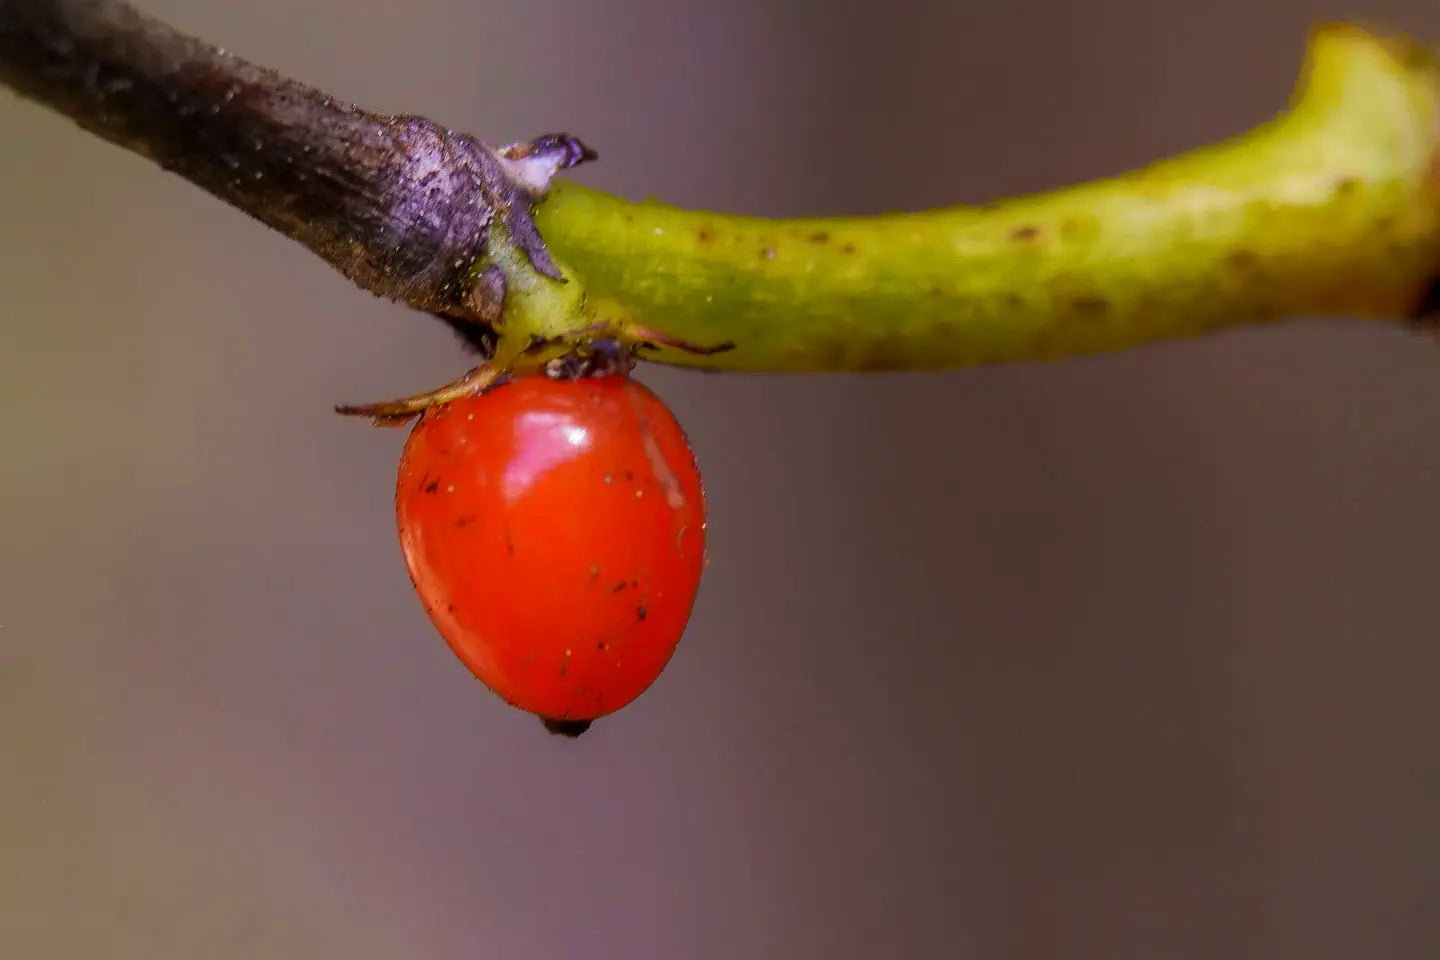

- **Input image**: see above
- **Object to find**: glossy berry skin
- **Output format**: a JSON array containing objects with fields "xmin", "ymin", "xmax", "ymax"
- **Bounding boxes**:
[{"xmin": 395, "ymin": 372, "xmax": 707, "ymax": 725}]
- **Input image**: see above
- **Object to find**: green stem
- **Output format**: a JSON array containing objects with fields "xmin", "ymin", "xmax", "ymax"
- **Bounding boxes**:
[{"xmin": 532, "ymin": 24, "xmax": 1440, "ymax": 373}]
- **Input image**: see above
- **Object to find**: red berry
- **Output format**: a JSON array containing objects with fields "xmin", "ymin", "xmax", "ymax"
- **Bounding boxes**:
[{"xmin": 394, "ymin": 372, "xmax": 707, "ymax": 726}]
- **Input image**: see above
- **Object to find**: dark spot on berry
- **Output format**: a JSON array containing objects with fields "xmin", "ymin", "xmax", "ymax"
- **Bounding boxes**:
[
  {"xmin": 446, "ymin": 603, "xmax": 456, "ymax": 614},
  {"xmin": 597, "ymin": 640, "xmax": 609, "ymax": 651},
  {"xmin": 760, "ymin": 246, "xmax": 777, "ymax": 260},
  {"xmin": 1335, "ymin": 176, "xmax": 1359, "ymax": 195},
  {"xmin": 1010, "ymin": 225, "xmax": 1041, "ymax": 241},
  {"xmin": 624, "ymin": 469, "xmax": 634, "ymax": 482},
  {"xmin": 1227, "ymin": 249, "xmax": 1260, "ymax": 269},
  {"xmin": 506, "ymin": 531, "xmax": 516, "ymax": 555},
  {"xmin": 808, "ymin": 231, "xmax": 829, "ymax": 244},
  {"xmin": 697, "ymin": 226, "xmax": 715, "ymax": 244},
  {"xmin": 840, "ymin": 242, "xmax": 856, "ymax": 255},
  {"xmin": 455, "ymin": 514, "xmax": 478, "ymax": 528},
  {"xmin": 423, "ymin": 478, "xmax": 441, "ymax": 494},
  {"xmin": 611, "ymin": 581, "xmax": 630, "ymax": 593},
  {"xmin": 542, "ymin": 717, "xmax": 593, "ymax": 737},
  {"xmin": 637, "ymin": 600, "xmax": 648, "ymax": 622},
  {"xmin": 1071, "ymin": 295, "xmax": 1109, "ymax": 316}
]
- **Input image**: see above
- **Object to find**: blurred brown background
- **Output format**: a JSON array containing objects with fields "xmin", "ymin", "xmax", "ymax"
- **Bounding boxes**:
[{"xmin": 3, "ymin": 0, "xmax": 1439, "ymax": 956}]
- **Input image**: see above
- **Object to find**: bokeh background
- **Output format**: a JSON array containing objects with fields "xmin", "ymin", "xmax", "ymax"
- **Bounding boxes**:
[{"xmin": 4, "ymin": 0, "xmax": 1440, "ymax": 956}]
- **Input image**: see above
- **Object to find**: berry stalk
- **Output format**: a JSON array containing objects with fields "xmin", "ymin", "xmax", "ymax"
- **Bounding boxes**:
[{"xmin": 533, "ymin": 25, "xmax": 1440, "ymax": 371}]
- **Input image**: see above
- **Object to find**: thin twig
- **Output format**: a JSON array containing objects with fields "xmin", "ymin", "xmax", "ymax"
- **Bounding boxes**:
[
  {"xmin": 4, "ymin": 4, "xmax": 1440, "ymax": 378},
  {"xmin": 0, "ymin": 0, "xmax": 593, "ymax": 336}
]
